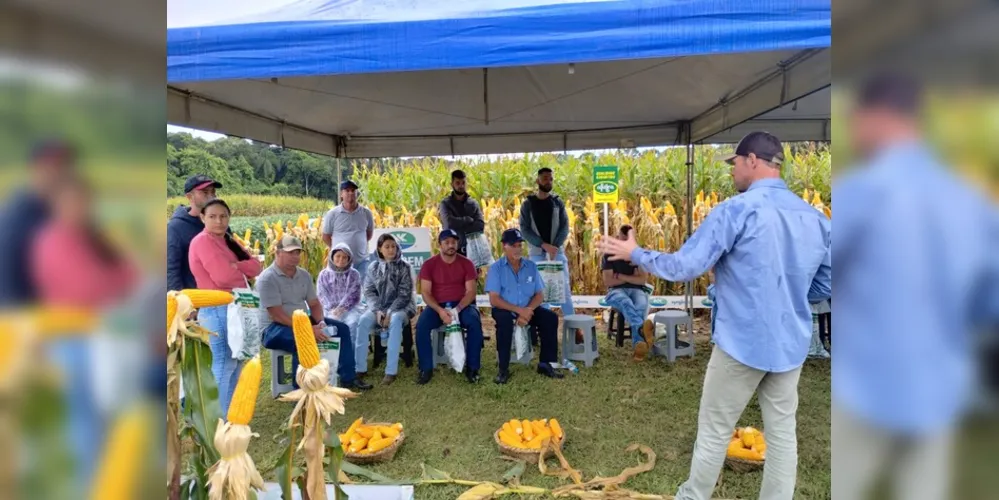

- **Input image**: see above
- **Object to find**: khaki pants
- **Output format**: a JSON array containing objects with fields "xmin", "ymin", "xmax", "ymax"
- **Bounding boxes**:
[
  {"xmin": 676, "ymin": 347, "xmax": 802, "ymax": 500},
  {"xmin": 832, "ymin": 407, "xmax": 953, "ymax": 500}
]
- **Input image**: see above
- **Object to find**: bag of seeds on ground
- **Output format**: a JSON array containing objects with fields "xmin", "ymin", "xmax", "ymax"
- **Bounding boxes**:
[
  {"xmin": 465, "ymin": 231, "xmax": 495, "ymax": 268},
  {"xmin": 443, "ymin": 309, "xmax": 466, "ymax": 373},
  {"xmin": 537, "ymin": 260, "xmax": 566, "ymax": 305}
]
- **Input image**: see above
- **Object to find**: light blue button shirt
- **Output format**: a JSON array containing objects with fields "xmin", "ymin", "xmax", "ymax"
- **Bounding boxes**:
[
  {"xmin": 485, "ymin": 256, "xmax": 545, "ymax": 308},
  {"xmin": 833, "ymin": 140, "xmax": 999, "ymax": 433},
  {"xmin": 630, "ymin": 178, "xmax": 831, "ymax": 373}
]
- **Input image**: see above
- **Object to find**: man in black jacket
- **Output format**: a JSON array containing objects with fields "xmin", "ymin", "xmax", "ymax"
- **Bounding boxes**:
[
  {"xmin": 438, "ymin": 169, "xmax": 485, "ymax": 257},
  {"xmin": 166, "ymin": 175, "xmax": 221, "ymax": 291}
]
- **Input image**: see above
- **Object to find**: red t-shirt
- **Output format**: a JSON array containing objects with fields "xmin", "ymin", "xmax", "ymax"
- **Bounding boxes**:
[{"xmin": 418, "ymin": 254, "xmax": 477, "ymax": 304}]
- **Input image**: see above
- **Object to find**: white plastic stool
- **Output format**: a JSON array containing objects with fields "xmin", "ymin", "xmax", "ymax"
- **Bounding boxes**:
[
  {"xmin": 270, "ymin": 349, "xmax": 295, "ymax": 398},
  {"xmin": 651, "ymin": 310, "xmax": 694, "ymax": 362},
  {"xmin": 430, "ymin": 328, "xmax": 449, "ymax": 366},
  {"xmin": 561, "ymin": 314, "xmax": 599, "ymax": 367}
]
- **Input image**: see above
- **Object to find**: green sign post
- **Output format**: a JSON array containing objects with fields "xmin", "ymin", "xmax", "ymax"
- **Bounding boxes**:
[{"xmin": 592, "ymin": 165, "xmax": 619, "ymax": 235}]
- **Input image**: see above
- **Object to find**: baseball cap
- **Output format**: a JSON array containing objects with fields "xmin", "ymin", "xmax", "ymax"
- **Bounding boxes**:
[
  {"xmin": 501, "ymin": 228, "xmax": 525, "ymax": 245},
  {"xmin": 275, "ymin": 235, "xmax": 304, "ymax": 252},
  {"xmin": 723, "ymin": 132, "xmax": 785, "ymax": 166},
  {"xmin": 340, "ymin": 180, "xmax": 359, "ymax": 190},
  {"xmin": 30, "ymin": 139, "xmax": 76, "ymax": 165},
  {"xmin": 438, "ymin": 229, "xmax": 460, "ymax": 242},
  {"xmin": 184, "ymin": 174, "xmax": 222, "ymax": 194}
]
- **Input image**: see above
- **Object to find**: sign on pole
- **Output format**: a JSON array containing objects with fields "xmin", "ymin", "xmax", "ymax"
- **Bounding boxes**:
[{"xmin": 592, "ymin": 165, "xmax": 619, "ymax": 236}]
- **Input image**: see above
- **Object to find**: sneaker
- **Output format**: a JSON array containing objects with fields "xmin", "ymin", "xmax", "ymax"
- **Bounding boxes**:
[
  {"xmin": 633, "ymin": 341, "xmax": 650, "ymax": 361},
  {"xmin": 494, "ymin": 370, "xmax": 511, "ymax": 385},
  {"xmin": 383, "ymin": 374, "xmax": 397, "ymax": 385},
  {"xmin": 415, "ymin": 371, "xmax": 432, "ymax": 385},
  {"xmin": 466, "ymin": 370, "xmax": 480, "ymax": 384}
]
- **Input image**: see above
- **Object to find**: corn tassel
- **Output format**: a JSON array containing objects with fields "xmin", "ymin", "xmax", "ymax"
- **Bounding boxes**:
[
  {"xmin": 292, "ymin": 310, "xmax": 321, "ymax": 369},
  {"xmin": 227, "ymin": 356, "xmax": 262, "ymax": 425},
  {"xmin": 180, "ymin": 289, "xmax": 234, "ymax": 308}
]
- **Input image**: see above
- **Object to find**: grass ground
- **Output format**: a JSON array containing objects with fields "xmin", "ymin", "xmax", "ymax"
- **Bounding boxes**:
[{"xmin": 246, "ymin": 314, "xmax": 832, "ymax": 499}]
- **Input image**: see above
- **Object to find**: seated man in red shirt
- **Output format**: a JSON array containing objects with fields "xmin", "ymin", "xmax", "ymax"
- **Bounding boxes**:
[{"xmin": 415, "ymin": 229, "xmax": 484, "ymax": 385}]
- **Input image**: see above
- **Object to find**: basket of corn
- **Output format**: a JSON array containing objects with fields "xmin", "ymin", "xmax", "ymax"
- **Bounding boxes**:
[
  {"xmin": 339, "ymin": 417, "xmax": 405, "ymax": 464},
  {"xmin": 495, "ymin": 418, "xmax": 565, "ymax": 464},
  {"xmin": 725, "ymin": 426, "xmax": 766, "ymax": 473}
]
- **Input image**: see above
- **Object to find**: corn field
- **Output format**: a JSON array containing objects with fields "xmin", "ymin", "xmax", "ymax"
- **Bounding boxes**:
[{"xmin": 237, "ymin": 189, "xmax": 830, "ymax": 297}]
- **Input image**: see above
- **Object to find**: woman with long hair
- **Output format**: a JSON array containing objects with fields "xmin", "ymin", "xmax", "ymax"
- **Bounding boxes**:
[
  {"xmin": 188, "ymin": 198, "xmax": 262, "ymax": 415},
  {"xmin": 355, "ymin": 234, "xmax": 415, "ymax": 385}
]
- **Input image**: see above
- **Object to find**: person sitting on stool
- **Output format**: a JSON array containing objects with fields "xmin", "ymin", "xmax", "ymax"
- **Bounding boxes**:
[
  {"xmin": 415, "ymin": 229, "xmax": 484, "ymax": 385},
  {"xmin": 601, "ymin": 224, "xmax": 653, "ymax": 361},
  {"xmin": 485, "ymin": 228, "xmax": 563, "ymax": 384}
]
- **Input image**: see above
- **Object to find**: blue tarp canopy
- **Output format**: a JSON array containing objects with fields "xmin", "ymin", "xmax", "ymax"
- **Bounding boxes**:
[{"xmin": 167, "ymin": 0, "xmax": 830, "ymax": 156}]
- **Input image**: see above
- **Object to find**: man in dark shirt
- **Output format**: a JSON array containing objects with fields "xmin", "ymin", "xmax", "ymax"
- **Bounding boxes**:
[
  {"xmin": 0, "ymin": 140, "xmax": 76, "ymax": 306},
  {"xmin": 601, "ymin": 225, "xmax": 653, "ymax": 360},
  {"xmin": 166, "ymin": 175, "xmax": 221, "ymax": 292},
  {"xmin": 438, "ymin": 169, "xmax": 486, "ymax": 257},
  {"xmin": 518, "ymin": 167, "xmax": 575, "ymax": 317},
  {"xmin": 415, "ymin": 229, "xmax": 484, "ymax": 385}
]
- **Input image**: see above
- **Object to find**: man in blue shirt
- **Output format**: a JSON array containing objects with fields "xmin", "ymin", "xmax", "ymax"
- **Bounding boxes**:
[
  {"xmin": 831, "ymin": 73, "xmax": 999, "ymax": 500},
  {"xmin": 599, "ymin": 131, "xmax": 831, "ymax": 500},
  {"xmin": 486, "ymin": 228, "xmax": 564, "ymax": 384}
]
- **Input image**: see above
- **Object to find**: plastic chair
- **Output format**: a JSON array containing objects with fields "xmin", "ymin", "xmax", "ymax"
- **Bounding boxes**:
[
  {"xmin": 651, "ymin": 310, "xmax": 694, "ymax": 362},
  {"xmin": 560, "ymin": 314, "xmax": 599, "ymax": 367}
]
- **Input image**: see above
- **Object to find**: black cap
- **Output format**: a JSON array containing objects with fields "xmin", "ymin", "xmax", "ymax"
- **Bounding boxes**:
[
  {"xmin": 438, "ymin": 229, "xmax": 460, "ymax": 242},
  {"xmin": 856, "ymin": 72, "xmax": 922, "ymax": 116},
  {"xmin": 30, "ymin": 139, "xmax": 76, "ymax": 164},
  {"xmin": 340, "ymin": 180, "xmax": 359, "ymax": 190},
  {"xmin": 184, "ymin": 174, "xmax": 222, "ymax": 194},
  {"xmin": 501, "ymin": 228, "xmax": 525, "ymax": 245},
  {"xmin": 723, "ymin": 131, "xmax": 784, "ymax": 166}
]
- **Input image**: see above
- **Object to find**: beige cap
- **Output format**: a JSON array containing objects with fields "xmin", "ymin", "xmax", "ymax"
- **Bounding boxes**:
[{"xmin": 276, "ymin": 235, "xmax": 304, "ymax": 252}]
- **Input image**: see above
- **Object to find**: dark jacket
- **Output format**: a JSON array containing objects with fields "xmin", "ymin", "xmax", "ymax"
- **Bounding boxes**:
[
  {"xmin": 519, "ymin": 194, "xmax": 570, "ymax": 257},
  {"xmin": 438, "ymin": 193, "xmax": 486, "ymax": 253},
  {"xmin": 0, "ymin": 189, "xmax": 49, "ymax": 305},
  {"xmin": 167, "ymin": 205, "xmax": 205, "ymax": 292}
]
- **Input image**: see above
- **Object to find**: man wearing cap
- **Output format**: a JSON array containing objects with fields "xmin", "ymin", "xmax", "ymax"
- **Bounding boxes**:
[
  {"xmin": 598, "ymin": 131, "xmax": 831, "ymax": 500},
  {"xmin": 167, "ymin": 175, "xmax": 222, "ymax": 292},
  {"xmin": 485, "ymin": 228, "xmax": 564, "ymax": 384},
  {"xmin": 322, "ymin": 180, "xmax": 375, "ymax": 283},
  {"xmin": 438, "ymin": 169, "xmax": 486, "ymax": 257},
  {"xmin": 259, "ymin": 235, "xmax": 373, "ymax": 391},
  {"xmin": 413, "ymin": 229, "xmax": 484, "ymax": 384},
  {"xmin": 0, "ymin": 139, "xmax": 76, "ymax": 305}
]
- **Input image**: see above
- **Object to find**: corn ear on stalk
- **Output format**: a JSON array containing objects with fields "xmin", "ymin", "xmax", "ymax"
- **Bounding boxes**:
[
  {"xmin": 167, "ymin": 292, "xmax": 178, "ymax": 333},
  {"xmin": 90, "ymin": 405, "xmax": 151, "ymax": 500},
  {"xmin": 180, "ymin": 289, "xmax": 234, "ymax": 309},
  {"xmin": 227, "ymin": 356, "xmax": 262, "ymax": 425},
  {"xmin": 292, "ymin": 310, "xmax": 321, "ymax": 369}
]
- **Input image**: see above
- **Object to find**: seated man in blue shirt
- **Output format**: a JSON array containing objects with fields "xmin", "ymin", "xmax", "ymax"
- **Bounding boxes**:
[
  {"xmin": 485, "ymin": 228, "xmax": 564, "ymax": 384},
  {"xmin": 599, "ymin": 131, "xmax": 831, "ymax": 500}
]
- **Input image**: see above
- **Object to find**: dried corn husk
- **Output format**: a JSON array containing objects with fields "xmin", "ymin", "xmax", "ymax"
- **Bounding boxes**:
[
  {"xmin": 206, "ymin": 420, "xmax": 265, "ymax": 500},
  {"xmin": 279, "ymin": 359, "xmax": 358, "ymax": 500}
]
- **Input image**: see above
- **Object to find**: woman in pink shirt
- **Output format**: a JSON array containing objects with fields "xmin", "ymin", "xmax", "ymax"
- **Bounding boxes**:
[{"xmin": 188, "ymin": 198, "xmax": 262, "ymax": 415}]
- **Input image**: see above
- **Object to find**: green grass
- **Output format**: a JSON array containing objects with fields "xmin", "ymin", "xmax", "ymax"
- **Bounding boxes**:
[{"xmin": 246, "ymin": 315, "xmax": 832, "ymax": 499}]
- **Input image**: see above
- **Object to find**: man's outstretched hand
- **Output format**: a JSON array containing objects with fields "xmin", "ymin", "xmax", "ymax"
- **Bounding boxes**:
[{"xmin": 597, "ymin": 231, "xmax": 639, "ymax": 262}]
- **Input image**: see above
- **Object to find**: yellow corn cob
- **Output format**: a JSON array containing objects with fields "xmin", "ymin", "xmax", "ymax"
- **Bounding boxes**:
[
  {"xmin": 180, "ymin": 289, "xmax": 233, "ymax": 308},
  {"xmin": 89, "ymin": 406, "xmax": 149, "ymax": 500},
  {"xmin": 549, "ymin": 418, "xmax": 564, "ymax": 441},
  {"xmin": 167, "ymin": 291, "xmax": 178, "ymax": 332},
  {"xmin": 348, "ymin": 438, "xmax": 368, "ymax": 453},
  {"xmin": 521, "ymin": 419, "xmax": 534, "ymax": 440},
  {"xmin": 366, "ymin": 437, "xmax": 395, "ymax": 453},
  {"xmin": 355, "ymin": 426, "xmax": 374, "ymax": 439},
  {"xmin": 345, "ymin": 417, "xmax": 364, "ymax": 437},
  {"xmin": 379, "ymin": 425, "xmax": 400, "ymax": 439},
  {"xmin": 292, "ymin": 310, "xmax": 321, "ymax": 369},
  {"xmin": 226, "ymin": 356, "xmax": 262, "ymax": 425},
  {"xmin": 392, "ymin": 423, "xmax": 403, "ymax": 432}
]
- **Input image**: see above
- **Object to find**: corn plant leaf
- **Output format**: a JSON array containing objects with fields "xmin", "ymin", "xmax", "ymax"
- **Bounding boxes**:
[
  {"xmin": 273, "ymin": 425, "xmax": 300, "ymax": 500},
  {"xmin": 324, "ymin": 429, "xmax": 349, "ymax": 499},
  {"xmin": 420, "ymin": 463, "xmax": 453, "ymax": 481},
  {"xmin": 340, "ymin": 461, "xmax": 403, "ymax": 484},
  {"xmin": 180, "ymin": 338, "xmax": 222, "ymax": 466}
]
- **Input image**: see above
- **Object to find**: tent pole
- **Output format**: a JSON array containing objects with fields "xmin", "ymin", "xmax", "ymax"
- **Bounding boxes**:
[{"xmin": 685, "ymin": 123, "xmax": 694, "ymax": 316}]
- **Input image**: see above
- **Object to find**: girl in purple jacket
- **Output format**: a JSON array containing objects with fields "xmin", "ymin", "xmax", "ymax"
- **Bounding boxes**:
[{"xmin": 317, "ymin": 242, "xmax": 364, "ymax": 338}]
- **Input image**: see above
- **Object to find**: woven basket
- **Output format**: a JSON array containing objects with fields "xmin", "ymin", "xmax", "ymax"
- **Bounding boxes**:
[
  {"xmin": 494, "ymin": 430, "xmax": 565, "ymax": 464},
  {"xmin": 724, "ymin": 456, "xmax": 764, "ymax": 473},
  {"xmin": 344, "ymin": 423, "xmax": 405, "ymax": 464}
]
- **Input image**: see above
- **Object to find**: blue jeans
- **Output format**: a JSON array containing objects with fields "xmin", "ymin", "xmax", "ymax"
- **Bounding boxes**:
[
  {"xmin": 199, "ymin": 304, "xmax": 242, "ymax": 417},
  {"xmin": 529, "ymin": 249, "xmax": 574, "ymax": 316},
  {"xmin": 262, "ymin": 318, "xmax": 356, "ymax": 387},
  {"xmin": 415, "ymin": 302, "xmax": 484, "ymax": 372},
  {"xmin": 356, "ymin": 310, "xmax": 408, "ymax": 375},
  {"xmin": 604, "ymin": 287, "xmax": 650, "ymax": 347},
  {"xmin": 48, "ymin": 338, "xmax": 103, "ymax": 489},
  {"xmin": 353, "ymin": 254, "xmax": 370, "ymax": 284}
]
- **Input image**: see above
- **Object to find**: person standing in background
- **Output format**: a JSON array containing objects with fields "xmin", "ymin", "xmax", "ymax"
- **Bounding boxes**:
[
  {"xmin": 0, "ymin": 139, "xmax": 76, "ymax": 306},
  {"xmin": 599, "ymin": 131, "xmax": 831, "ymax": 500},
  {"xmin": 167, "ymin": 174, "xmax": 221, "ymax": 292},
  {"xmin": 438, "ymin": 169, "xmax": 485, "ymax": 257},
  {"xmin": 519, "ymin": 168, "xmax": 576, "ymax": 334},
  {"xmin": 188, "ymin": 199, "xmax": 263, "ymax": 416},
  {"xmin": 322, "ymin": 180, "xmax": 375, "ymax": 283}
]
